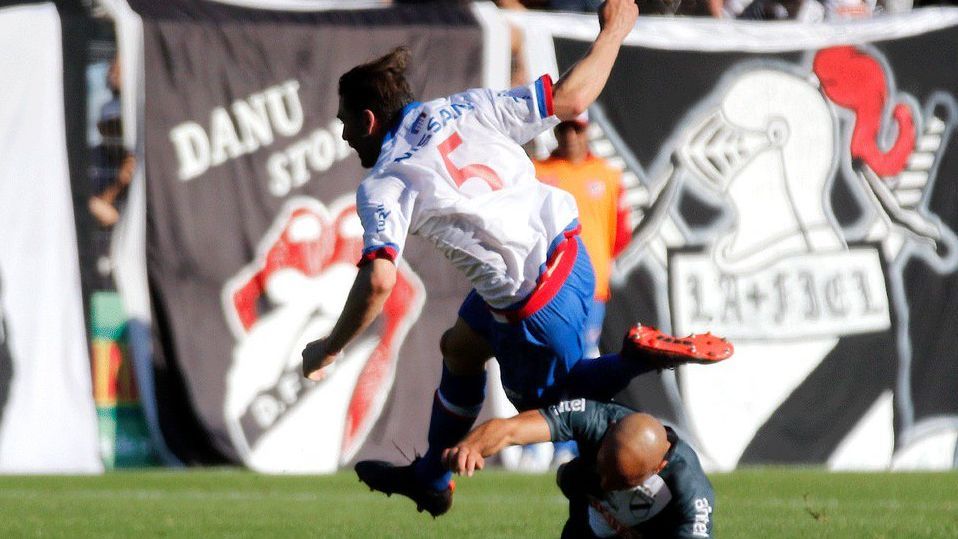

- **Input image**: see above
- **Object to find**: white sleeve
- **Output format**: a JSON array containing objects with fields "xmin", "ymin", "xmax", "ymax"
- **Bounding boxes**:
[
  {"xmin": 469, "ymin": 74, "xmax": 560, "ymax": 145},
  {"xmin": 355, "ymin": 175, "xmax": 414, "ymax": 266}
]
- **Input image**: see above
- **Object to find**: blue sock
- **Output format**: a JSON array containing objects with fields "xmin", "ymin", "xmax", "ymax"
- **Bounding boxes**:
[
  {"xmin": 414, "ymin": 364, "xmax": 486, "ymax": 491},
  {"xmin": 564, "ymin": 353, "xmax": 656, "ymax": 401}
]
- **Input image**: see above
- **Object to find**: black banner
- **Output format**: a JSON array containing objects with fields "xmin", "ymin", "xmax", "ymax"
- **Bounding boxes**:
[
  {"xmin": 555, "ymin": 17, "xmax": 958, "ymax": 469},
  {"xmin": 137, "ymin": 0, "xmax": 483, "ymax": 469}
]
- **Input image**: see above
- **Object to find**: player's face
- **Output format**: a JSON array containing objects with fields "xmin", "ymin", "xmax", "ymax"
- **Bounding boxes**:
[
  {"xmin": 337, "ymin": 99, "xmax": 380, "ymax": 169},
  {"xmin": 596, "ymin": 436, "xmax": 664, "ymax": 493},
  {"xmin": 555, "ymin": 123, "xmax": 589, "ymax": 160},
  {"xmin": 596, "ymin": 437, "xmax": 634, "ymax": 492}
]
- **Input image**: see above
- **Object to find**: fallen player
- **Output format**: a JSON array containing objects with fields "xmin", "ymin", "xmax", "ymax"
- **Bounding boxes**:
[{"xmin": 444, "ymin": 398, "xmax": 715, "ymax": 538}]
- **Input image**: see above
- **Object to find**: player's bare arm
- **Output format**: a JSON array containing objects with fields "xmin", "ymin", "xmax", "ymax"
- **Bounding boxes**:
[
  {"xmin": 552, "ymin": 0, "xmax": 638, "ymax": 121},
  {"xmin": 442, "ymin": 410, "xmax": 552, "ymax": 476},
  {"xmin": 301, "ymin": 258, "xmax": 396, "ymax": 381}
]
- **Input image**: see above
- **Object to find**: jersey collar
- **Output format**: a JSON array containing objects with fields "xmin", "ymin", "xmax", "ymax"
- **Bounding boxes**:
[
  {"xmin": 382, "ymin": 100, "xmax": 422, "ymax": 146},
  {"xmin": 658, "ymin": 426, "xmax": 679, "ymax": 477}
]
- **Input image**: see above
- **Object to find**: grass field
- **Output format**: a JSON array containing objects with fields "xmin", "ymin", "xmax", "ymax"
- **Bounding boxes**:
[{"xmin": 1, "ymin": 468, "xmax": 956, "ymax": 538}]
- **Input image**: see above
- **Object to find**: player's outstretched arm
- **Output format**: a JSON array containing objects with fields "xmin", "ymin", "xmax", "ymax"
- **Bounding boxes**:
[
  {"xmin": 301, "ymin": 258, "xmax": 396, "ymax": 381},
  {"xmin": 552, "ymin": 0, "xmax": 638, "ymax": 121},
  {"xmin": 442, "ymin": 410, "xmax": 552, "ymax": 476}
]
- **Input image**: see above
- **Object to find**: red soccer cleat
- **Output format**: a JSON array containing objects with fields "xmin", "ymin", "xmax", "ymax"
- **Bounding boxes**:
[{"xmin": 621, "ymin": 324, "xmax": 733, "ymax": 369}]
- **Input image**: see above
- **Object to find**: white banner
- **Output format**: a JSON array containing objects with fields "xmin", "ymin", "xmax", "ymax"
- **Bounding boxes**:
[{"xmin": 0, "ymin": 3, "xmax": 102, "ymax": 473}]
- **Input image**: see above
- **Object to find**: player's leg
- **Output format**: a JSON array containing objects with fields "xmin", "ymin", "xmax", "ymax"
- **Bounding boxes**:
[
  {"xmin": 535, "ymin": 237, "xmax": 731, "ymax": 402},
  {"xmin": 413, "ymin": 310, "xmax": 493, "ymax": 491},
  {"xmin": 565, "ymin": 325, "xmax": 734, "ymax": 401},
  {"xmin": 356, "ymin": 292, "xmax": 493, "ymax": 516}
]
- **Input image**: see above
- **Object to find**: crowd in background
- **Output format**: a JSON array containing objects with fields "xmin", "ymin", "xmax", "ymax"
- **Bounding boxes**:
[
  {"xmin": 88, "ymin": 54, "xmax": 132, "ymax": 292},
  {"xmin": 493, "ymin": 0, "xmax": 946, "ymax": 19}
]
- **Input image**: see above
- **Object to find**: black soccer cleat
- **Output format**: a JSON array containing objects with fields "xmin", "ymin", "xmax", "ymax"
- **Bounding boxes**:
[{"xmin": 355, "ymin": 458, "xmax": 454, "ymax": 518}]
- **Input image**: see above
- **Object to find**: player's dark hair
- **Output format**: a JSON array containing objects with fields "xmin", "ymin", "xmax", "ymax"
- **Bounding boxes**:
[{"xmin": 339, "ymin": 47, "xmax": 415, "ymax": 129}]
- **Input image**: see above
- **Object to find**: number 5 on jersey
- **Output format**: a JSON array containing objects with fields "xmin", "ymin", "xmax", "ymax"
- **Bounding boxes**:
[{"xmin": 438, "ymin": 131, "xmax": 503, "ymax": 192}]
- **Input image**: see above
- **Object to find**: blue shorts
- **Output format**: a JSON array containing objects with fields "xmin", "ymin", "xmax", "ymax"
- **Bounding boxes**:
[{"xmin": 459, "ymin": 235, "xmax": 595, "ymax": 411}]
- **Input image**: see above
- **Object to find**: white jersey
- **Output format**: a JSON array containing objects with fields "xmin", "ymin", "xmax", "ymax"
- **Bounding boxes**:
[{"xmin": 356, "ymin": 75, "xmax": 578, "ymax": 308}]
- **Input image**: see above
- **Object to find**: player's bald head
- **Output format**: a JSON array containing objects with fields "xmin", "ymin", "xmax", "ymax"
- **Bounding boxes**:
[{"xmin": 597, "ymin": 413, "xmax": 670, "ymax": 491}]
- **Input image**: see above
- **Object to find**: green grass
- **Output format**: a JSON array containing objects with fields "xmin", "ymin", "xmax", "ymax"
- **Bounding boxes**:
[{"xmin": 0, "ymin": 468, "xmax": 956, "ymax": 538}]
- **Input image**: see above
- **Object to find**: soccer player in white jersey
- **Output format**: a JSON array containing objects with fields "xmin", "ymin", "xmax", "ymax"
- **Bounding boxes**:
[{"xmin": 301, "ymin": 0, "xmax": 730, "ymax": 517}]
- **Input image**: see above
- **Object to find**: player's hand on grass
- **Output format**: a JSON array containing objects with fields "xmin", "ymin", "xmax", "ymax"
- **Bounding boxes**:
[
  {"xmin": 301, "ymin": 337, "xmax": 340, "ymax": 381},
  {"xmin": 598, "ymin": 0, "xmax": 639, "ymax": 37},
  {"xmin": 442, "ymin": 445, "xmax": 485, "ymax": 477}
]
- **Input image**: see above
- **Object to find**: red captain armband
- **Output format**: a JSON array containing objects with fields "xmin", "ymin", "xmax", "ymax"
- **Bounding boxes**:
[{"xmin": 356, "ymin": 246, "xmax": 397, "ymax": 267}]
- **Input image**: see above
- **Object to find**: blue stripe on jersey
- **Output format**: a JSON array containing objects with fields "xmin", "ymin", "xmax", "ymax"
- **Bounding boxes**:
[
  {"xmin": 534, "ymin": 77, "xmax": 547, "ymax": 119},
  {"xmin": 362, "ymin": 242, "xmax": 400, "ymax": 256},
  {"xmin": 383, "ymin": 101, "xmax": 423, "ymax": 145}
]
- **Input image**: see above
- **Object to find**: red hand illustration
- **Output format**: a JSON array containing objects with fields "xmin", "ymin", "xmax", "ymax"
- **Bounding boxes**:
[{"xmin": 814, "ymin": 46, "xmax": 915, "ymax": 178}]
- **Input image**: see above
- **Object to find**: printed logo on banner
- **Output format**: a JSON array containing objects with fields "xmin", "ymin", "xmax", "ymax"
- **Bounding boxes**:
[
  {"xmin": 599, "ymin": 45, "xmax": 958, "ymax": 470},
  {"xmin": 167, "ymin": 79, "xmax": 351, "ymax": 197},
  {"xmin": 220, "ymin": 196, "xmax": 425, "ymax": 472}
]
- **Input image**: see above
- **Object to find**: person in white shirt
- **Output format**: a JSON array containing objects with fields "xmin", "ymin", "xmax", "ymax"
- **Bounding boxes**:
[{"xmin": 301, "ymin": 0, "xmax": 729, "ymax": 517}]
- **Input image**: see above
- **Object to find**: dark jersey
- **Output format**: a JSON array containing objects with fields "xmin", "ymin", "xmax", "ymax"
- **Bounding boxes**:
[{"xmin": 540, "ymin": 399, "xmax": 715, "ymax": 538}]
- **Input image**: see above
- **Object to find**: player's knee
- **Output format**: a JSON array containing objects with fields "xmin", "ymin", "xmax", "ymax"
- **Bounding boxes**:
[
  {"xmin": 439, "ymin": 328, "xmax": 455, "ymax": 357},
  {"xmin": 440, "ymin": 327, "xmax": 489, "ymax": 374},
  {"xmin": 440, "ymin": 329, "xmax": 467, "ymax": 368},
  {"xmin": 440, "ymin": 326, "xmax": 476, "ymax": 358}
]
